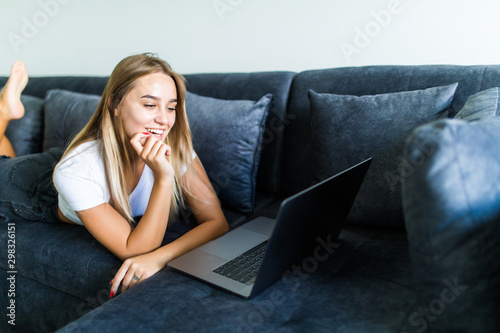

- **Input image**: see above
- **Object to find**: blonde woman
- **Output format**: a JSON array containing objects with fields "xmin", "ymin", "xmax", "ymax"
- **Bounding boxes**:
[{"xmin": 0, "ymin": 54, "xmax": 229, "ymax": 298}]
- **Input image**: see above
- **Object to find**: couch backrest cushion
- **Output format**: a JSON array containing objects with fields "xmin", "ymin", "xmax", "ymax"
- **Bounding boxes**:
[
  {"xmin": 43, "ymin": 89, "xmax": 100, "ymax": 151},
  {"xmin": 5, "ymin": 95, "xmax": 44, "ymax": 156},
  {"xmin": 0, "ymin": 76, "xmax": 110, "ymax": 98},
  {"xmin": 185, "ymin": 91, "xmax": 273, "ymax": 215},
  {"xmin": 454, "ymin": 87, "xmax": 500, "ymax": 121},
  {"xmin": 184, "ymin": 72, "xmax": 295, "ymax": 195},
  {"xmin": 282, "ymin": 65, "xmax": 500, "ymax": 198},
  {"xmin": 1, "ymin": 72, "xmax": 296, "ymax": 196},
  {"xmin": 308, "ymin": 83, "xmax": 457, "ymax": 227},
  {"xmin": 41, "ymin": 86, "xmax": 276, "ymax": 219}
]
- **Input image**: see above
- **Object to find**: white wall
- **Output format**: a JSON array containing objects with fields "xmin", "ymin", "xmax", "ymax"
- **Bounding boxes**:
[{"xmin": 1, "ymin": 0, "xmax": 499, "ymax": 76}]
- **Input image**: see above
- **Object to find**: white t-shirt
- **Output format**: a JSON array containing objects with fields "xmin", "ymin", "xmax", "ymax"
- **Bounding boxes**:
[{"xmin": 54, "ymin": 141, "xmax": 191, "ymax": 225}]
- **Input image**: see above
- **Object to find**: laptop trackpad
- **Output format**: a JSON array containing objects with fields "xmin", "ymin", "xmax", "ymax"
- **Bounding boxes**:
[{"xmin": 199, "ymin": 228, "xmax": 268, "ymax": 260}]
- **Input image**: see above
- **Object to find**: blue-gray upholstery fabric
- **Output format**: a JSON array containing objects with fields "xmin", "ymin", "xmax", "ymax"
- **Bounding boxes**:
[
  {"xmin": 453, "ymin": 87, "xmax": 500, "ymax": 121},
  {"xmin": 0, "ymin": 269, "xmax": 87, "ymax": 333},
  {"xmin": 402, "ymin": 118, "xmax": 500, "ymax": 332},
  {"xmin": 0, "ymin": 217, "xmax": 196, "ymax": 333},
  {"xmin": 5, "ymin": 95, "xmax": 44, "ymax": 156},
  {"xmin": 0, "ymin": 76, "xmax": 109, "ymax": 99},
  {"xmin": 43, "ymin": 89, "xmax": 100, "ymax": 151},
  {"xmin": 186, "ymin": 91, "xmax": 272, "ymax": 215},
  {"xmin": 184, "ymin": 72, "xmax": 296, "ymax": 195},
  {"xmin": 282, "ymin": 65, "xmax": 500, "ymax": 199},
  {"xmin": 308, "ymin": 83, "xmax": 457, "ymax": 227},
  {"xmin": 55, "ymin": 227, "xmax": 416, "ymax": 333}
]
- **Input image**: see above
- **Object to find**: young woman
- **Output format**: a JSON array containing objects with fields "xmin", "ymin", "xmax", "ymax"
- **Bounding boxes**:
[{"xmin": 0, "ymin": 54, "xmax": 229, "ymax": 298}]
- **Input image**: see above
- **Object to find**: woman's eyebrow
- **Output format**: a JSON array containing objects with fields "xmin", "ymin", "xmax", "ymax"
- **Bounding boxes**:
[
  {"xmin": 141, "ymin": 95, "xmax": 177, "ymax": 103},
  {"xmin": 141, "ymin": 94, "xmax": 160, "ymax": 101}
]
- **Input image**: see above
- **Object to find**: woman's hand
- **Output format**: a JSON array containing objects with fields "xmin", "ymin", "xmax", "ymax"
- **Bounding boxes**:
[
  {"xmin": 129, "ymin": 132, "xmax": 174, "ymax": 180},
  {"xmin": 109, "ymin": 250, "xmax": 166, "ymax": 298}
]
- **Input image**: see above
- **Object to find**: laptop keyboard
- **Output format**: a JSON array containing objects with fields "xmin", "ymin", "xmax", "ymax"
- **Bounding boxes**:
[{"xmin": 213, "ymin": 240, "xmax": 269, "ymax": 285}]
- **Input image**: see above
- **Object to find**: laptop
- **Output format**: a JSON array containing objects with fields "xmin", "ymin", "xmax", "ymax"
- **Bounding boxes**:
[{"xmin": 168, "ymin": 158, "xmax": 371, "ymax": 298}]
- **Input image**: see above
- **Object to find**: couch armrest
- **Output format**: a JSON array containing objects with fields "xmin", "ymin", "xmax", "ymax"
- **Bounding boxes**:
[{"xmin": 402, "ymin": 118, "xmax": 500, "ymax": 332}]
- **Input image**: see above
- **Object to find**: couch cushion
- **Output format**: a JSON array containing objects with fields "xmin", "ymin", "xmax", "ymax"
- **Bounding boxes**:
[
  {"xmin": 42, "ymin": 88, "xmax": 272, "ymax": 216},
  {"xmin": 282, "ymin": 65, "xmax": 500, "ymax": 198},
  {"xmin": 2, "ymin": 72, "xmax": 296, "ymax": 196},
  {"xmin": 55, "ymin": 227, "xmax": 418, "ymax": 333},
  {"xmin": 186, "ymin": 91, "xmax": 272, "ymax": 215},
  {"xmin": 402, "ymin": 117, "xmax": 500, "ymax": 332},
  {"xmin": 0, "ymin": 219, "xmax": 120, "ymax": 302},
  {"xmin": 43, "ymin": 89, "xmax": 99, "ymax": 151},
  {"xmin": 184, "ymin": 72, "xmax": 296, "ymax": 196},
  {"xmin": 0, "ymin": 76, "xmax": 109, "ymax": 99},
  {"xmin": 453, "ymin": 87, "xmax": 500, "ymax": 121},
  {"xmin": 5, "ymin": 95, "xmax": 44, "ymax": 156},
  {"xmin": 308, "ymin": 83, "xmax": 457, "ymax": 227}
]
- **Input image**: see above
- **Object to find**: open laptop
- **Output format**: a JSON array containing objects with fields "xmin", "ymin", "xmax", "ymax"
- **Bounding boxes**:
[{"xmin": 168, "ymin": 158, "xmax": 371, "ymax": 298}]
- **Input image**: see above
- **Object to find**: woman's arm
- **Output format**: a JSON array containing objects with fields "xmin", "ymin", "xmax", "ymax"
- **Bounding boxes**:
[
  {"xmin": 77, "ymin": 176, "xmax": 172, "ymax": 260},
  {"xmin": 156, "ymin": 154, "xmax": 230, "ymax": 261},
  {"xmin": 110, "ymin": 156, "xmax": 229, "ymax": 296},
  {"xmin": 78, "ymin": 133, "xmax": 175, "ymax": 261}
]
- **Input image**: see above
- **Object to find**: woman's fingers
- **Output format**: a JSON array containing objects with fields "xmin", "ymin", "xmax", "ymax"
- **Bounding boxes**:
[
  {"xmin": 129, "ymin": 132, "xmax": 151, "ymax": 156},
  {"xmin": 109, "ymin": 259, "xmax": 145, "ymax": 297},
  {"xmin": 130, "ymin": 133, "xmax": 174, "ymax": 178},
  {"xmin": 109, "ymin": 255, "xmax": 161, "ymax": 298},
  {"xmin": 130, "ymin": 133, "xmax": 171, "ymax": 160},
  {"xmin": 110, "ymin": 259, "xmax": 130, "ymax": 298},
  {"xmin": 145, "ymin": 139, "xmax": 163, "ymax": 160},
  {"xmin": 121, "ymin": 267, "xmax": 142, "ymax": 292}
]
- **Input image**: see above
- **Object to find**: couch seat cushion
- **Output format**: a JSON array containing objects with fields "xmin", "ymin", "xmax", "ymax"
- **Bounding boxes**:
[
  {"xmin": 56, "ymin": 227, "xmax": 418, "ymax": 333},
  {"xmin": 0, "ymin": 214, "xmax": 201, "ymax": 303},
  {"xmin": 0, "ymin": 221, "xmax": 121, "ymax": 301}
]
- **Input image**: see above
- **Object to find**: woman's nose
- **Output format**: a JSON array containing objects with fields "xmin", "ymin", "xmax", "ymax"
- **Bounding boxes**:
[{"xmin": 155, "ymin": 108, "xmax": 168, "ymax": 124}]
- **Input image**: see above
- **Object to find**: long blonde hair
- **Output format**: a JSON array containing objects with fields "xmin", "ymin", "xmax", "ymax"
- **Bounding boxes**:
[{"xmin": 57, "ymin": 53, "xmax": 194, "ymax": 225}]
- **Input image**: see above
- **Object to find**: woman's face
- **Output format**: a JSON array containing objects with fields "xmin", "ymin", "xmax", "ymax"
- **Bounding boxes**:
[{"xmin": 115, "ymin": 72, "xmax": 177, "ymax": 141}]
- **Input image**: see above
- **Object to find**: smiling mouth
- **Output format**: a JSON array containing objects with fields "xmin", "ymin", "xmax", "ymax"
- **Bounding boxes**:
[{"xmin": 145, "ymin": 128, "xmax": 165, "ymax": 136}]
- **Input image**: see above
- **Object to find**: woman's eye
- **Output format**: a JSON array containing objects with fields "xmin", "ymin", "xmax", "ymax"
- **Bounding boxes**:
[
  {"xmin": 145, "ymin": 104, "xmax": 155, "ymax": 108},
  {"xmin": 168, "ymin": 107, "xmax": 176, "ymax": 112}
]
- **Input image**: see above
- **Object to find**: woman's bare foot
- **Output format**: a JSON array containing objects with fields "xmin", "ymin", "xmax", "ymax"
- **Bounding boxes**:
[{"xmin": 0, "ymin": 60, "xmax": 28, "ymax": 121}]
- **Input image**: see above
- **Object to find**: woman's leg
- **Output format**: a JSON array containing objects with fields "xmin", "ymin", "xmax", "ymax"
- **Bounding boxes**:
[
  {"xmin": 0, "ymin": 147, "xmax": 65, "ymax": 224},
  {"xmin": 0, "ymin": 60, "xmax": 28, "ymax": 157},
  {"xmin": 0, "ymin": 133, "xmax": 15, "ymax": 157}
]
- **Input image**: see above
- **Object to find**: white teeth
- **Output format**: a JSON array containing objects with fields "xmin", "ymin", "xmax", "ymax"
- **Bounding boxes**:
[{"xmin": 146, "ymin": 128, "xmax": 164, "ymax": 135}]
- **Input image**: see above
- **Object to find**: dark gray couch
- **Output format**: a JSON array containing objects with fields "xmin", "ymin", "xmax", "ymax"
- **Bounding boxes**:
[{"xmin": 1, "ymin": 65, "xmax": 499, "ymax": 333}]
